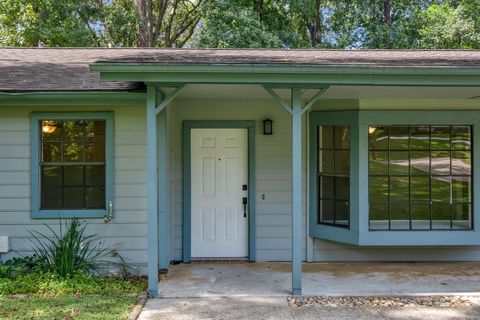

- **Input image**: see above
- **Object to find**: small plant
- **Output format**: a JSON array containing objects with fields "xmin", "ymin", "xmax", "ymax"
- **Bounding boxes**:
[{"xmin": 28, "ymin": 219, "xmax": 109, "ymax": 278}]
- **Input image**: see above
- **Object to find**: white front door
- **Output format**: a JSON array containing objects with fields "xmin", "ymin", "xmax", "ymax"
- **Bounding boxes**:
[{"xmin": 191, "ymin": 128, "xmax": 248, "ymax": 258}]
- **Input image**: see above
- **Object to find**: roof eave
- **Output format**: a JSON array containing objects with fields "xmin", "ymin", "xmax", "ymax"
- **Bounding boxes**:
[{"xmin": 90, "ymin": 63, "xmax": 480, "ymax": 87}]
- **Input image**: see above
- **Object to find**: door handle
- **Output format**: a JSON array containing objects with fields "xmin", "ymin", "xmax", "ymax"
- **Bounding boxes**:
[{"xmin": 242, "ymin": 197, "xmax": 248, "ymax": 218}]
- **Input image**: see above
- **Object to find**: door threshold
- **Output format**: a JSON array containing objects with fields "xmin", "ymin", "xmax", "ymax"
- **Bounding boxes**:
[{"xmin": 190, "ymin": 258, "xmax": 249, "ymax": 264}]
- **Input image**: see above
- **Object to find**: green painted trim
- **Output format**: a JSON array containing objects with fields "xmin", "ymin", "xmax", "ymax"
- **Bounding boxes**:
[
  {"xmin": 0, "ymin": 91, "xmax": 146, "ymax": 107},
  {"xmin": 309, "ymin": 111, "xmax": 360, "ymax": 245},
  {"xmin": 309, "ymin": 110, "xmax": 480, "ymax": 246},
  {"xmin": 96, "ymin": 72, "xmax": 480, "ymax": 87},
  {"xmin": 30, "ymin": 112, "xmax": 114, "ymax": 219},
  {"xmin": 146, "ymin": 85, "xmax": 159, "ymax": 297},
  {"xmin": 182, "ymin": 120, "xmax": 256, "ymax": 263},
  {"xmin": 157, "ymin": 108, "xmax": 169, "ymax": 269},
  {"xmin": 91, "ymin": 63, "xmax": 480, "ymax": 86}
]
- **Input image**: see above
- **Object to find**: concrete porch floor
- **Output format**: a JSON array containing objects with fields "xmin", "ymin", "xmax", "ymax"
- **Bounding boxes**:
[{"xmin": 157, "ymin": 262, "xmax": 480, "ymax": 297}]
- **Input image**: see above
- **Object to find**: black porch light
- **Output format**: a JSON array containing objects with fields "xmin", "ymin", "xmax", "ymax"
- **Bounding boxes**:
[{"xmin": 263, "ymin": 119, "xmax": 273, "ymax": 135}]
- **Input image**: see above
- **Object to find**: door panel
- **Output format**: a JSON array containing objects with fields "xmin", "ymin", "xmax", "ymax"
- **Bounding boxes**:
[{"xmin": 191, "ymin": 128, "xmax": 248, "ymax": 258}]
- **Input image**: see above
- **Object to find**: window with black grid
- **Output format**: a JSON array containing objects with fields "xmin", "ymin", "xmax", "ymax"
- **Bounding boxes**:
[
  {"xmin": 40, "ymin": 120, "xmax": 106, "ymax": 210},
  {"xmin": 317, "ymin": 125, "xmax": 350, "ymax": 227},
  {"xmin": 368, "ymin": 125, "xmax": 472, "ymax": 230}
]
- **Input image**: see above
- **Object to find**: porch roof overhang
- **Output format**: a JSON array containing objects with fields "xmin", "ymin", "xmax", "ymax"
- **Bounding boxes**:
[{"xmin": 90, "ymin": 63, "xmax": 480, "ymax": 87}]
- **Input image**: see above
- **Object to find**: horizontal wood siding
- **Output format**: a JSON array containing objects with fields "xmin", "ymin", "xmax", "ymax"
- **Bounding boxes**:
[
  {"xmin": 170, "ymin": 100, "xmax": 308, "ymax": 261},
  {"xmin": 0, "ymin": 105, "xmax": 148, "ymax": 272}
]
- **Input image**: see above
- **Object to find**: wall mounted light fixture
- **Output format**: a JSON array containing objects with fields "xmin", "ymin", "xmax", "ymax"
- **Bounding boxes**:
[{"xmin": 263, "ymin": 119, "xmax": 273, "ymax": 135}]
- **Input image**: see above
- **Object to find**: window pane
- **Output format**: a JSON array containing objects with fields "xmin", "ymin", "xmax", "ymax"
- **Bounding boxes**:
[
  {"xmin": 389, "ymin": 151, "xmax": 409, "ymax": 175},
  {"xmin": 64, "ymin": 166, "xmax": 83, "ymax": 186},
  {"xmin": 319, "ymin": 199, "xmax": 334, "ymax": 224},
  {"xmin": 317, "ymin": 125, "xmax": 350, "ymax": 227},
  {"xmin": 431, "ymin": 205, "xmax": 451, "ymax": 229},
  {"xmin": 431, "ymin": 151, "xmax": 450, "ymax": 175},
  {"xmin": 410, "ymin": 151, "xmax": 429, "ymax": 175},
  {"xmin": 64, "ymin": 187, "xmax": 84, "ymax": 208},
  {"xmin": 369, "ymin": 204, "xmax": 389, "ymax": 230},
  {"xmin": 431, "ymin": 126, "xmax": 450, "ymax": 150},
  {"xmin": 410, "ymin": 126, "xmax": 429, "ymax": 150},
  {"xmin": 42, "ymin": 166, "xmax": 62, "ymax": 187},
  {"xmin": 334, "ymin": 126, "xmax": 349, "ymax": 149},
  {"xmin": 451, "ymin": 126, "xmax": 471, "ymax": 150},
  {"xmin": 369, "ymin": 126, "xmax": 388, "ymax": 150},
  {"xmin": 42, "ymin": 142, "xmax": 61, "ymax": 162},
  {"xmin": 63, "ymin": 143, "xmax": 83, "ymax": 162},
  {"xmin": 390, "ymin": 177, "xmax": 409, "ymax": 203},
  {"xmin": 390, "ymin": 126, "xmax": 409, "ymax": 150},
  {"xmin": 85, "ymin": 166, "xmax": 105, "ymax": 186},
  {"xmin": 452, "ymin": 204, "xmax": 471, "ymax": 229},
  {"xmin": 411, "ymin": 205, "xmax": 430, "ymax": 230},
  {"xmin": 390, "ymin": 204, "xmax": 410, "ymax": 230},
  {"xmin": 319, "ymin": 126, "xmax": 333, "ymax": 149},
  {"xmin": 369, "ymin": 176, "xmax": 388, "ymax": 203},
  {"xmin": 63, "ymin": 121, "xmax": 84, "ymax": 141},
  {"xmin": 84, "ymin": 143, "xmax": 105, "ymax": 162},
  {"xmin": 319, "ymin": 176, "xmax": 334, "ymax": 199},
  {"xmin": 85, "ymin": 121, "xmax": 106, "ymax": 142},
  {"xmin": 42, "ymin": 187, "xmax": 62, "ymax": 208},
  {"xmin": 335, "ymin": 177, "xmax": 349, "ymax": 201},
  {"xmin": 452, "ymin": 151, "xmax": 471, "ymax": 175},
  {"xmin": 41, "ymin": 121, "xmax": 62, "ymax": 141},
  {"xmin": 334, "ymin": 151, "xmax": 349, "ymax": 175},
  {"xmin": 369, "ymin": 124, "xmax": 472, "ymax": 231},
  {"xmin": 369, "ymin": 151, "xmax": 388, "ymax": 175},
  {"xmin": 452, "ymin": 177, "xmax": 471, "ymax": 203},
  {"xmin": 85, "ymin": 187, "xmax": 105, "ymax": 209},
  {"xmin": 335, "ymin": 201, "xmax": 349, "ymax": 225},
  {"xmin": 319, "ymin": 150, "xmax": 334, "ymax": 173},
  {"xmin": 410, "ymin": 177, "xmax": 430, "ymax": 202},
  {"xmin": 431, "ymin": 177, "xmax": 450, "ymax": 203}
]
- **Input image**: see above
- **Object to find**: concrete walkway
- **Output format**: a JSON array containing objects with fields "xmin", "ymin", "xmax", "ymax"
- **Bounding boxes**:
[{"xmin": 138, "ymin": 262, "xmax": 480, "ymax": 319}]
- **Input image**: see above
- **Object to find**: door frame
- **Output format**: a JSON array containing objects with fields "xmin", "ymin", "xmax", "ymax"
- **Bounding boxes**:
[{"xmin": 183, "ymin": 120, "xmax": 256, "ymax": 263}]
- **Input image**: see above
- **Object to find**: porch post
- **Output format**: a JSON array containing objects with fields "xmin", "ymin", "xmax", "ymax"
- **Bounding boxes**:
[
  {"xmin": 158, "ymin": 106, "xmax": 169, "ymax": 270},
  {"xmin": 263, "ymin": 86, "xmax": 328, "ymax": 296},
  {"xmin": 146, "ymin": 85, "xmax": 159, "ymax": 297},
  {"xmin": 291, "ymin": 88, "xmax": 302, "ymax": 295}
]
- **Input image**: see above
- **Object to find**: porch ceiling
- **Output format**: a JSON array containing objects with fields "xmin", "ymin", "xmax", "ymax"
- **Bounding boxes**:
[{"xmin": 169, "ymin": 84, "xmax": 480, "ymax": 100}]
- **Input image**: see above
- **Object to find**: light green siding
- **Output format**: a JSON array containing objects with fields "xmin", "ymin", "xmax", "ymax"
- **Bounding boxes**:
[{"xmin": 0, "ymin": 104, "xmax": 149, "ymax": 271}]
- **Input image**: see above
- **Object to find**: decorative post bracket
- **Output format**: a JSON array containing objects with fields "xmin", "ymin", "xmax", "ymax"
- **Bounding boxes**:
[{"xmin": 155, "ymin": 85, "xmax": 186, "ymax": 114}]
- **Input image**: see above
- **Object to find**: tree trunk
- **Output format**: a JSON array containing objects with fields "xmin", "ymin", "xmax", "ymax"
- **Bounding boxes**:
[
  {"xmin": 383, "ymin": 0, "xmax": 391, "ymax": 25},
  {"xmin": 307, "ymin": 0, "xmax": 322, "ymax": 46},
  {"xmin": 253, "ymin": 0, "xmax": 264, "ymax": 22},
  {"xmin": 134, "ymin": 0, "xmax": 155, "ymax": 47}
]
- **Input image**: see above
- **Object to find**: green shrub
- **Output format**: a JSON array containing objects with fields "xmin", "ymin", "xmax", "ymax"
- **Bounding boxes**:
[{"xmin": 29, "ymin": 219, "xmax": 110, "ymax": 278}]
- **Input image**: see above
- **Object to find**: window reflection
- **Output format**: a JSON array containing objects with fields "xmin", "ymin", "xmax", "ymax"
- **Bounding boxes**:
[
  {"xmin": 369, "ymin": 125, "xmax": 472, "ymax": 230},
  {"xmin": 318, "ymin": 125, "xmax": 350, "ymax": 227}
]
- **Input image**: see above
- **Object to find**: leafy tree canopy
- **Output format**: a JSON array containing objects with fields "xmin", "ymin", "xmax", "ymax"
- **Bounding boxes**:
[{"xmin": 0, "ymin": 0, "xmax": 478, "ymax": 49}]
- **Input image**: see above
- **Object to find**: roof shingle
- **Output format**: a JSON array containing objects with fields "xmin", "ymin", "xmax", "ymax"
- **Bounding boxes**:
[{"xmin": 2, "ymin": 48, "xmax": 480, "ymax": 92}]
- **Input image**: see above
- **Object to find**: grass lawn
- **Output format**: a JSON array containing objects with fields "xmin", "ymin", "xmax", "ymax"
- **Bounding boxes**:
[
  {"xmin": 0, "ymin": 273, "xmax": 146, "ymax": 320},
  {"xmin": 0, "ymin": 293, "xmax": 140, "ymax": 320}
]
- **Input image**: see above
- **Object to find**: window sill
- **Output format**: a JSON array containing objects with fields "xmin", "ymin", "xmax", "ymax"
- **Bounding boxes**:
[{"xmin": 31, "ymin": 209, "xmax": 107, "ymax": 219}]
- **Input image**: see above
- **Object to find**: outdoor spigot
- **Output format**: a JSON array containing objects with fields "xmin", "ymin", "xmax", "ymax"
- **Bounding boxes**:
[{"xmin": 104, "ymin": 201, "xmax": 113, "ymax": 223}]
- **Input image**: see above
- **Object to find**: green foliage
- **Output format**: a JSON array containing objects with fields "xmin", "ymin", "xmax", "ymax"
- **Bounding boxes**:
[
  {"xmin": 417, "ymin": 2, "xmax": 480, "ymax": 48},
  {"xmin": 0, "ymin": 0, "xmax": 101, "ymax": 47},
  {"xmin": 0, "ymin": 272, "xmax": 145, "ymax": 295},
  {"xmin": 28, "ymin": 219, "xmax": 110, "ymax": 278},
  {"xmin": 197, "ymin": 0, "xmax": 283, "ymax": 48}
]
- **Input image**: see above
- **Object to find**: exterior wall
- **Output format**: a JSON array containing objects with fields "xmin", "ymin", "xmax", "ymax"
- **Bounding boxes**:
[
  {"xmin": 311, "ymin": 98, "xmax": 480, "ymax": 261},
  {"xmin": 170, "ymin": 98, "xmax": 480, "ymax": 262},
  {"xmin": 0, "ymin": 104, "xmax": 148, "ymax": 273},
  {"xmin": 169, "ymin": 99, "xmax": 308, "ymax": 261}
]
